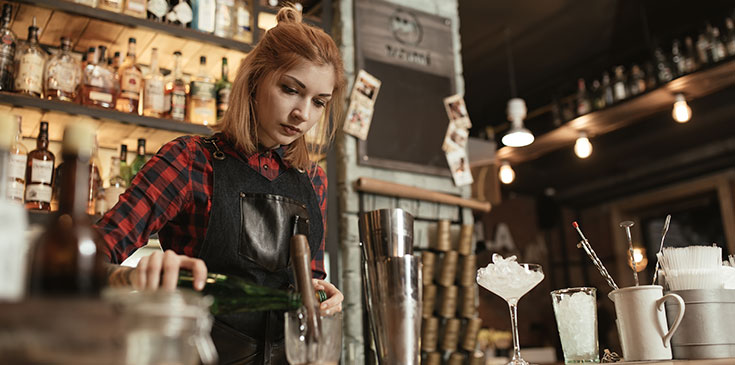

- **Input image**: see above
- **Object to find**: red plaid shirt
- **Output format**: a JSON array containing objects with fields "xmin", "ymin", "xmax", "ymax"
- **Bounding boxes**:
[{"xmin": 95, "ymin": 133, "xmax": 327, "ymax": 279}]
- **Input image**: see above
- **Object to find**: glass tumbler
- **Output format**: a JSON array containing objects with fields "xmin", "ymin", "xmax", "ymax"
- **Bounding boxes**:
[
  {"xmin": 284, "ymin": 310, "xmax": 342, "ymax": 365},
  {"xmin": 550, "ymin": 287, "xmax": 599, "ymax": 363}
]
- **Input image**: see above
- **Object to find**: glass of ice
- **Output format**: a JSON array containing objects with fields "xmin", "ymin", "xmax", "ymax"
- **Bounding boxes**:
[
  {"xmin": 550, "ymin": 287, "xmax": 599, "ymax": 363},
  {"xmin": 477, "ymin": 254, "xmax": 545, "ymax": 365}
]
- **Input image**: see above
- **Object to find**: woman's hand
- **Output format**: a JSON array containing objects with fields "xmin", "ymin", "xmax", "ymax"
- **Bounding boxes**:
[
  {"xmin": 312, "ymin": 278, "xmax": 343, "ymax": 315},
  {"xmin": 119, "ymin": 249, "xmax": 208, "ymax": 291}
]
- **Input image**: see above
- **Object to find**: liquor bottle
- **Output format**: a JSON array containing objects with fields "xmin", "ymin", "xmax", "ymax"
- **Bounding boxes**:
[
  {"xmin": 25, "ymin": 121, "xmax": 55, "ymax": 211},
  {"xmin": 143, "ymin": 48, "xmax": 166, "ymax": 117},
  {"xmin": 81, "ymin": 46, "xmax": 118, "ymax": 109},
  {"xmin": 192, "ymin": 0, "xmax": 216, "ymax": 33},
  {"xmin": 166, "ymin": 51, "xmax": 187, "ymax": 121},
  {"xmin": 188, "ymin": 56, "xmax": 216, "ymax": 125},
  {"xmin": 15, "ymin": 17, "xmax": 46, "ymax": 98},
  {"xmin": 670, "ymin": 40, "xmax": 685, "ymax": 77},
  {"xmin": 644, "ymin": 62, "xmax": 657, "ymax": 90},
  {"xmin": 601, "ymin": 72, "xmax": 614, "ymax": 106},
  {"xmin": 123, "ymin": 0, "xmax": 147, "ymax": 18},
  {"xmin": 177, "ymin": 271, "xmax": 327, "ymax": 315},
  {"xmin": 653, "ymin": 48, "xmax": 673, "ymax": 84},
  {"xmin": 0, "ymin": 4, "xmax": 16, "ymax": 92},
  {"xmin": 683, "ymin": 36, "xmax": 698, "ymax": 73},
  {"xmin": 87, "ymin": 137, "xmax": 103, "ymax": 216},
  {"xmin": 612, "ymin": 66, "xmax": 627, "ymax": 102},
  {"xmin": 710, "ymin": 27, "xmax": 727, "ymax": 62},
  {"xmin": 105, "ymin": 155, "xmax": 127, "ymax": 209},
  {"xmin": 45, "ymin": 37, "xmax": 82, "ymax": 102},
  {"xmin": 28, "ymin": 122, "xmax": 107, "ymax": 297},
  {"xmin": 147, "ymin": 0, "xmax": 169, "ymax": 22},
  {"xmin": 116, "ymin": 38, "xmax": 143, "ymax": 114},
  {"xmin": 166, "ymin": 0, "xmax": 194, "ymax": 27},
  {"xmin": 696, "ymin": 33, "xmax": 710, "ymax": 66},
  {"xmin": 216, "ymin": 57, "xmax": 232, "ymax": 120},
  {"xmin": 628, "ymin": 64, "xmax": 646, "ymax": 96},
  {"xmin": 112, "ymin": 51, "xmax": 122, "ymax": 75},
  {"xmin": 7, "ymin": 115, "xmax": 26, "ymax": 203},
  {"xmin": 214, "ymin": 0, "xmax": 235, "ymax": 38},
  {"xmin": 119, "ymin": 144, "xmax": 132, "ymax": 185},
  {"xmin": 590, "ymin": 79, "xmax": 604, "ymax": 110},
  {"xmin": 82, "ymin": 47, "xmax": 96, "ymax": 71},
  {"xmin": 575, "ymin": 78, "xmax": 591, "ymax": 116},
  {"xmin": 98, "ymin": 0, "xmax": 124, "ymax": 12},
  {"xmin": 233, "ymin": 0, "xmax": 252, "ymax": 42},
  {"xmin": 725, "ymin": 18, "xmax": 735, "ymax": 57},
  {"xmin": 130, "ymin": 138, "xmax": 147, "ymax": 180},
  {"xmin": 0, "ymin": 114, "xmax": 29, "ymax": 301}
]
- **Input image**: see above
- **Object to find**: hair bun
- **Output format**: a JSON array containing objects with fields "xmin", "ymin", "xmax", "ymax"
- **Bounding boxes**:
[{"xmin": 276, "ymin": 5, "xmax": 302, "ymax": 24}]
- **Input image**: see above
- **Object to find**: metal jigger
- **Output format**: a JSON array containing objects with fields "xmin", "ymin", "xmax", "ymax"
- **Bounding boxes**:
[{"xmin": 359, "ymin": 208, "xmax": 421, "ymax": 365}]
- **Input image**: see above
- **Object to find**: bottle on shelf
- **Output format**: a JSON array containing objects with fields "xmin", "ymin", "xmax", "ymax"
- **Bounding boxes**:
[
  {"xmin": 15, "ymin": 16, "xmax": 46, "ymax": 98},
  {"xmin": 105, "ymin": 155, "xmax": 127, "ymax": 210},
  {"xmin": 696, "ymin": 33, "xmax": 710, "ymax": 66},
  {"xmin": 74, "ymin": 0, "xmax": 99, "ymax": 7},
  {"xmin": 0, "ymin": 4, "xmax": 16, "ymax": 92},
  {"xmin": 214, "ymin": 0, "xmax": 236, "ymax": 38},
  {"xmin": 670, "ymin": 39, "xmax": 686, "ymax": 78},
  {"xmin": 177, "ymin": 271, "xmax": 328, "ymax": 315},
  {"xmin": 116, "ymin": 38, "xmax": 143, "ymax": 114},
  {"xmin": 628, "ymin": 64, "xmax": 646, "ymax": 97},
  {"xmin": 683, "ymin": 36, "xmax": 698, "ymax": 73},
  {"xmin": 25, "ymin": 121, "xmax": 55, "ymax": 211},
  {"xmin": 0, "ymin": 114, "xmax": 29, "ymax": 301},
  {"xmin": 98, "ymin": 0, "xmax": 124, "ymax": 12},
  {"xmin": 192, "ymin": 0, "xmax": 217, "ymax": 33},
  {"xmin": 166, "ymin": 0, "xmax": 194, "ymax": 28},
  {"xmin": 123, "ymin": 0, "xmax": 147, "ymax": 18},
  {"xmin": 143, "ymin": 48, "xmax": 166, "ymax": 117},
  {"xmin": 725, "ymin": 18, "xmax": 735, "ymax": 57},
  {"xmin": 147, "ymin": 0, "xmax": 169, "ymax": 22},
  {"xmin": 119, "ymin": 144, "xmax": 132, "ymax": 186},
  {"xmin": 130, "ymin": 138, "xmax": 147, "ymax": 181},
  {"xmin": 233, "ymin": 0, "xmax": 252, "ymax": 42},
  {"xmin": 653, "ymin": 48, "xmax": 673, "ymax": 84},
  {"xmin": 7, "ymin": 115, "xmax": 26, "ymax": 203},
  {"xmin": 165, "ymin": 51, "xmax": 187, "ymax": 121},
  {"xmin": 188, "ymin": 56, "xmax": 217, "ymax": 126},
  {"xmin": 112, "ymin": 51, "xmax": 122, "ymax": 76},
  {"xmin": 216, "ymin": 57, "xmax": 232, "ymax": 120},
  {"xmin": 601, "ymin": 71, "xmax": 614, "ymax": 106},
  {"xmin": 590, "ymin": 79, "xmax": 604, "ymax": 110},
  {"xmin": 575, "ymin": 78, "xmax": 591, "ymax": 116},
  {"xmin": 82, "ymin": 47, "xmax": 96, "ymax": 71},
  {"xmin": 644, "ymin": 62, "xmax": 657, "ymax": 90},
  {"xmin": 82, "ymin": 45, "xmax": 119, "ymax": 109},
  {"xmin": 29, "ymin": 122, "xmax": 107, "ymax": 297},
  {"xmin": 710, "ymin": 27, "xmax": 727, "ymax": 62},
  {"xmin": 44, "ymin": 37, "xmax": 82, "ymax": 102},
  {"xmin": 612, "ymin": 66, "xmax": 628, "ymax": 102},
  {"xmin": 87, "ymin": 137, "xmax": 103, "ymax": 216}
]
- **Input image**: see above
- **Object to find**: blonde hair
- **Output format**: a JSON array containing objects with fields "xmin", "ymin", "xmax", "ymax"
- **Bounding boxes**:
[{"xmin": 213, "ymin": 5, "xmax": 346, "ymax": 171}]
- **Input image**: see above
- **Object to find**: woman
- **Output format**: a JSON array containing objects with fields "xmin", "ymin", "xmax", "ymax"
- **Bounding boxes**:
[{"xmin": 97, "ymin": 6, "xmax": 346, "ymax": 364}]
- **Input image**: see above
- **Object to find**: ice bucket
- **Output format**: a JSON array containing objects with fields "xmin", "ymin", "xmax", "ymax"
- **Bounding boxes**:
[{"xmin": 665, "ymin": 289, "xmax": 735, "ymax": 359}]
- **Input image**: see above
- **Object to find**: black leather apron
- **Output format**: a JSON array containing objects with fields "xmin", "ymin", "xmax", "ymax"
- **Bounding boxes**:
[{"xmin": 198, "ymin": 137, "xmax": 323, "ymax": 365}]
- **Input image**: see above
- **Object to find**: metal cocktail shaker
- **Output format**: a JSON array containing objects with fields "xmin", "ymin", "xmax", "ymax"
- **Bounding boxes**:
[{"xmin": 358, "ymin": 208, "xmax": 422, "ymax": 365}]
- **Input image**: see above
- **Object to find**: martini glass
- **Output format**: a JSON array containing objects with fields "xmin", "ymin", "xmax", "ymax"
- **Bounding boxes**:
[{"xmin": 477, "ymin": 260, "xmax": 544, "ymax": 365}]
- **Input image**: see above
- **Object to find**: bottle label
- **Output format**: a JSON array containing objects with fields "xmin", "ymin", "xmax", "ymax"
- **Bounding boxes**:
[
  {"xmin": 120, "ymin": 70, "xmax": 142, "ymax": 99},
  {"xmin": 196, "ymin": 0, "xmax": 216, "ymax": 32},
  {"xmin": 9, "ymin": 154, "xmax": 27, "ymax": 180},
  {"xmin": 613, "ymin": 82, "xmax": 626, "ymax": 101},
  {"xmin": 8, "ymin": 181, "xmax": 24, "ymax": 201},
  {"xmin": 48, "ymin": 64, "xmax": 77, "ymax": 92},
  {"xmin": 171, "ymin": 89, "xmax": 187, "ymax": 120},
  {"xmin": 30, "ymin": 159, "xmax": 53, "ymax": 184},
  {"xmin": 237, "ymin": 6, "xmax": 251, "ymax": 30},
  {"xmin": 191, "ymin": 81, "xmax": 215, "ymax": 99},
  {"xmin": 217, "ymin": 87, "xmax": 231, "ymax": 112},
  {"xmin": 16, "ymin": 52, "xmax": 44, "ymax": 94},
  {"xmin": 89, "ymin": 90, "xmax": 113, "ymax": 103},
  {"xmin": 126, "ymin": 0, "xmax": 146, "ymax": 14},
  {"xmin": 0, "ymin": 42, "xmax": 15, "ymax": 67},
  {"xmin": 194, "ymin": 106, "xmax": 215, "ymax": 118},
  {"xmin": 148, "ymin": 0, "xmax": 168, "ymax": 18},
  {"xmin": 174, "ymin": 1, "xmax": 194, "ymax": 24},
  {"xmin": 145, "ymin": 79, "xmax": 165, "ymax": 112},
  {"xmin": 25, "ymin": 183, "xmax": 52, "ymax": 203}
]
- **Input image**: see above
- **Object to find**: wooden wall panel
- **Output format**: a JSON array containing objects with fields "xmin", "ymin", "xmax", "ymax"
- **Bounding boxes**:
[{"xmin": 39, "ymin": 11, "xmax": 89, "ymax": 46}]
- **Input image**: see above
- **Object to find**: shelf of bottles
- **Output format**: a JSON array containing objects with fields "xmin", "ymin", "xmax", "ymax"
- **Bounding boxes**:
[{"xmin": 497, "ymin": 16, "xmax": 735, "ymax": 165}]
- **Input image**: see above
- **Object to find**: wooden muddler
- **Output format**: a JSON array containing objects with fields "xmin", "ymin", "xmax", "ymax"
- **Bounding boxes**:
[{"xmin": 290, "ymin": 215, "xmax": 321, "ymax": 343}]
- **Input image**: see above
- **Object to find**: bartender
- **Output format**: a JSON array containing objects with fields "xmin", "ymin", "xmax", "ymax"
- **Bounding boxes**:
[{"xmin": 96, "ymin": 5, "xmax": 346, "ymax": 364}]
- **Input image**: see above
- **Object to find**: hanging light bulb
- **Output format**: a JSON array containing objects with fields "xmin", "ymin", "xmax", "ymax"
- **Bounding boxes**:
[
  {"xmin": 502, "ymin": 98, "xmax": 534, "ymax": 147},
  {"xmin": 499, "ymin": 161, "xmax": 515, "ymax": 184},
  {"xmin": 672, "ymin": 93, "xmax": 692, "ymax": 123},
  {"xmin": 574, "ymin": 131, "xmax": 593, "ymax": 159}
]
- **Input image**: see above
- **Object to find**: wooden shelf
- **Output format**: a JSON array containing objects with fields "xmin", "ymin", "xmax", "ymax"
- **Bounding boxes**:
[
  {"xmin": 496, "ymin": 59, "xmax": 735, "ymax": 165},
  {"xmin": 12, "ymin": 0, "xmax": 253, "ymax": 53}
]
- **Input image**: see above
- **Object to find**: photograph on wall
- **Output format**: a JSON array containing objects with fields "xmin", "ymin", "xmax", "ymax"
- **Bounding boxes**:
[
  {"xmin": 445, "ymin": 148, "xmax": 473, "ymax": 186},
  {"xmin": 443, "ymin": 94, "xmax": 471, "ymax": 129},
  {"xmin": 441, "ymin": 118, "xmax": 469, "ymax": 152},
  {"xmin": 343, "ymin": 69, "xmax": 382, "ymax": 140}
]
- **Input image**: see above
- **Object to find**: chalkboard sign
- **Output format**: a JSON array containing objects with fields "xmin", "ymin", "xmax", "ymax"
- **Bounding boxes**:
[{"xmin": 354, "ymin": 0, "xmax": 456, "ymax": 176}]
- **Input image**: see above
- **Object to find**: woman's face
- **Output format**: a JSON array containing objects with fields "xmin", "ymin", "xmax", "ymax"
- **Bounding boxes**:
[{"xmin": 255, "ymin": 60, "xmax": 335, "ymax": 148}]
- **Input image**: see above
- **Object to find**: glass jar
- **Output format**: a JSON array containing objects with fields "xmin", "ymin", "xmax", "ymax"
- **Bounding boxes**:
[{"xmin": 284, "ymin": 310, "xmax": 342, "ymax": 365}]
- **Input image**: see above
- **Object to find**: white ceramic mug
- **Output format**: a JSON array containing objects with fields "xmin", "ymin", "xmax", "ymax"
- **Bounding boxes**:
[{"xmin": 608, "ymin": 285, "xmax": 685, "ymax": 361}]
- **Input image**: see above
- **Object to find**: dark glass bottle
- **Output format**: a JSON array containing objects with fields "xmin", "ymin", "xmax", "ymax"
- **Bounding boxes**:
[
  {"xmin": 130, "ymin": 138, "xmax": 146, "ymax": 181},
  {"xmin": 25, "ymin": 121, "xmax": 55, "ymax": 211},
  {"xmin": 167, "ymin": 51, "xmax": 187, "ymax": 121},
  {"xmin": 670, "ymin": 40, "xmax": 686, "ymax": 77},
  {"xmin": 0, "ymin": 4, "xmax": 15, "ymax": 92},
  {"xmin": 29, "ymin": 123, "xmax": 107, "ymax": 296},
  {"xmin": 575, "ymin": 78, "xmax": 591, "ymax": 116},
  {"xmin": 628, "ymin": 64, "xmax": 646, "ymax": 96},
  {"xmin": 654, "ymin": 48, "xmax": 673, "ymax": 84},
  {"xmin": 590, "ymin": 79, "xmax": 604, "ymax": 110},
  {"xmin": 601, "ymin": 72, "xmax": 614, "ymax": 106},
  {"xmin": 216, "ymin": 57, "xmax": 232, "ymax": 120}
]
